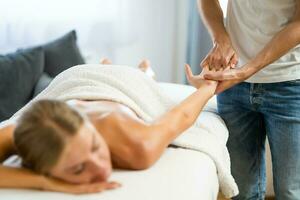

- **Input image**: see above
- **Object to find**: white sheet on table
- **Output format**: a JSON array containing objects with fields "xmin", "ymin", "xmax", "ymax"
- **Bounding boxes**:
[{"xmin": 1, "ymin": 148, "xmax": 219, "ymax": 200}]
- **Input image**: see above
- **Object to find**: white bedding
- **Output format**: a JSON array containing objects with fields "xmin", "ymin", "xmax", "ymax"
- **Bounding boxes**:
[
  {"xmin": 0, "ymin": 82, "xmax": 228, "ymax": 200},
  {"xmin": 2, "ymin": 148, "xmax": 219, "ymax": 200}
]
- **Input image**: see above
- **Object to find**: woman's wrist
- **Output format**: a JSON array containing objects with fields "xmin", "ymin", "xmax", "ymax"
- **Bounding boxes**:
[
  {"xmin": 197, "ymin": 80, "xmax": 218, "ymax": 97},
  {"xmin": 39, "ymin": 174, "xmax": 51, "ymax": 190}
]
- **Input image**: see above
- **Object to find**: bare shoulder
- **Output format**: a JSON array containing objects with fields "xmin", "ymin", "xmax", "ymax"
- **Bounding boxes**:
[
  {"xmin": 92, "ymin": 111, "xmax": 157, "ymax": 169},
  {"xmin": 92, "ymin": 110, "xmax": 150, "ymax": 140},
  {"xmin": 0, "ymin": 123, "xmax": 15, "ymax": 141}
]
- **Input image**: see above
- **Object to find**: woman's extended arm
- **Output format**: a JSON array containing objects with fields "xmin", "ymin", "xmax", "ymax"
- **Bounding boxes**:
[
  {"xmin": 151, "ymin": 67, "xmax": 216, "ymax": 140},
  {"xmin": 100, "ymin": 65, "xmax": 218, "ymax": 170},
  {"xmin": 0, "ymin": 165, "xmax": 118, "ymax": 193},
  {"xmin": 143, "ymin": 65, "xmax": 217, "ymax": 160}
]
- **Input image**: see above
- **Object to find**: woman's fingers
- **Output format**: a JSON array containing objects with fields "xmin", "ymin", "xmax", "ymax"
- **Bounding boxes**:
[
  {"xmin": 105, "ymin": 181, "xmax": 122, "ymax": 190},
  {"xmin": 85, "ymin": 181, "xmax": 121, "ymax": 194},
  {"xmin": 184, "ymin": 64, "xmax": 194, "ymax": 80},
  {"xmin": 71, "ymin": 181, "xmax": 121, "ymax": 194},
  {"xmin": 45, "ymin": 176, "xmax": 121, "ymax": 194}
]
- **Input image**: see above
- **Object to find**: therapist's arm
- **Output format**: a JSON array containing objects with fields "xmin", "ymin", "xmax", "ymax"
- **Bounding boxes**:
[
  {"xmin": 204, "ymin": 0, "xmax": 300, "ymax": 93},
  {"xmin": 198, "ymin": 0, "xmax": 227, "ymax": 43},
  {"xmin": 246, "ymin": 1, "xmax": 300, "ymax": 72},
  {"xmin": 198, "ymin": 0, "xmax": 238, "ymax": 70}
]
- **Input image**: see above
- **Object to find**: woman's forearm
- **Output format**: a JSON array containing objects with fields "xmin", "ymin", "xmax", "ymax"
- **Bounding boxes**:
[
  {"xmin": 0, "ymin": 166, "xmax": 45, "ymax": 190},
  {"xmin": 152, "ymin": 82, "xmax": 216, "ymax": 141},
  {"xmin": 0, "ymin": 165, "xmax": 111, "ymax": 194}
]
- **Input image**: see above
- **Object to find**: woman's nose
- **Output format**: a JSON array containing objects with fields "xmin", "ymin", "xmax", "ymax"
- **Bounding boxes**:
[
  {"xmin": 89, "ymin": 157, "xmax": 111, "ymax": 182},
  {"xmin": 89, "ymin": 166, "xmax": 110, "ymax": 183}
]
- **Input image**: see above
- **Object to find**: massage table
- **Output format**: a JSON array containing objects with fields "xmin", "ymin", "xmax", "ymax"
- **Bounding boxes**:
[{"xmin": 1, "ymin": 82, "xmax": 226, "ymax": 200}]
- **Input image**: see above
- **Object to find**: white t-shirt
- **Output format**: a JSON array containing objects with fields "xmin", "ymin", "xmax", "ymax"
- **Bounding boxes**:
[{"xmin": 226, "ymin": 0, "xmax": 300, "ymax": 83}]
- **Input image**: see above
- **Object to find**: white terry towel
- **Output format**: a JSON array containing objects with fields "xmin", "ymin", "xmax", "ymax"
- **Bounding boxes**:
[{"xmin": 11, "ymin": 64, "xmax": 239, "ymax": 198}]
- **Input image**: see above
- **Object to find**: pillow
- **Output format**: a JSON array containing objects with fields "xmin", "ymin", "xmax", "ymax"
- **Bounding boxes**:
[
  {"xmin": 0, "ymin": 47, "xmax": 44, "ymax": 122},
  {"xmin": 32, "ymin": 73, "xmax": 53, "ymax": 98},
  {"xmin": 43, "ymin": 30, "xmax": 85, "ymax": 77}
]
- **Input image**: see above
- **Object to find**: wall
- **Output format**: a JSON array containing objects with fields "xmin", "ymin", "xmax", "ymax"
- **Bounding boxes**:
[
  {"xmin": 0, "ymin": 0, "xmax": 189, "ymax": 83},
  {"xmin": 114, "ymin": 0, "xmax": 188, "ymax": 83}
]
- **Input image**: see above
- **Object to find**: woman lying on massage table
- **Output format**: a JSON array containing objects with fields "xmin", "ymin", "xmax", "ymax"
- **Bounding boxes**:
[{"xmin": 0, "ymin": 59, "xmax": 220, "ymax": 194}]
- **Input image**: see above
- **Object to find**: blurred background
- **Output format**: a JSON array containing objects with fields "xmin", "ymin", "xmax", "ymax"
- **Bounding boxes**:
[{"xmin": 0, "ymin": 0, "xmax": 228, "ymax": 83}]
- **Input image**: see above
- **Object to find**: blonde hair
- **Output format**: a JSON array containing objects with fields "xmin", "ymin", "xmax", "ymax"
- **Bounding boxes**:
[{"xmin": 14, "ymin": 99, "xmax": 84, "ymax": 174}]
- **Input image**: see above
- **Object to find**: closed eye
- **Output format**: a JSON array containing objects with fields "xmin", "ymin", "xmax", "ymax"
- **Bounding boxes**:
[
  {"xmin": 91, "ymin": 133, "xmax": 100, "ymax": 152},
  {"xmin": 73, "ymin": 163, "xmax": 85, "ymax": 175},
  {"xmin": 92, "ymin": 143, "xmax": 100, "ymax": 152}
]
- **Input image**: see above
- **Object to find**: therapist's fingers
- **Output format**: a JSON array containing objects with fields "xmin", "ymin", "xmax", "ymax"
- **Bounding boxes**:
[
  {"xmin": 210, "ymin": 56, "xmax": 224, "ymax": 71},
  {"xmin": 204, "ymin": 68, "xmax": 238, "ymax": 81},
  {"xmin": 200, "ymin": 59, "xmax": 209, "ymax": 70},
  {"xmin": 229, "ymin": 53, "xmax": 238, "ymax": 69},
  {"xmin": 224, "ymin": 65, "xmax": 231, "ymax": 71},
  {"xmin": 201, "ymin": 65, "xmax": 210, "ymax": 74}
]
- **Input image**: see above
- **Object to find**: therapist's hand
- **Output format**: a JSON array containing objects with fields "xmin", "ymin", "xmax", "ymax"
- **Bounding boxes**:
[
  {"xmin": 203, "ymin": 64, "xmax": 258, "ymax": 94},
  {"xmin": 201, "ymin": 38, "xmax": 238, "ymax": 71}
]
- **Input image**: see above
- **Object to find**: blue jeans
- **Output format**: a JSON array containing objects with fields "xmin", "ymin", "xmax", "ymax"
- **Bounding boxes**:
[{"xmin": 217, "ymin": 81, "xmax": 300, "ymax": 200}]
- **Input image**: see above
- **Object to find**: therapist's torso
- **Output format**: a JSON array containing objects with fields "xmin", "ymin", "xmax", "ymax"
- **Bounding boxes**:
[{"xmin": 226, "ymin": 0, "xmax": 300, "ymax": 83}]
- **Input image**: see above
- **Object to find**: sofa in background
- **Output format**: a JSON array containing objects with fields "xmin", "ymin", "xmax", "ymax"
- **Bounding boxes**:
[{"xmin": 0, "ymin": 30, "xmax": 85, "ymax": 122}]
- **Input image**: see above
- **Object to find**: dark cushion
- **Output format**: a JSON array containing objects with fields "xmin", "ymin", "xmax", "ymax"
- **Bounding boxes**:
[
  {"xmin": 43, "ymin": 30, "xmax": 85, "ymax": 77},
  {"xmin": 32, "ymin": 73, "xmax": 53, "ymax": 97},
  {"xmin": 0, "ymin": 47, "xmax": 44, "ymax": 122}
]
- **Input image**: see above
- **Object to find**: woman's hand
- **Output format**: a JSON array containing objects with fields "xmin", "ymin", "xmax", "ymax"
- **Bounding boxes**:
[
  {"xmin": 203, "ymin": 63, "xmax": 258, "ymax": 94},
  {"xmin": 42, "ymin": 175, "xmax": 121, "ymax": 194},
  {"xmin": 185, "ymin": 64, "xmax": 218, "ymax": 92},
  {"xmin": 201, "ymin": 38, "xmax": 238, "ymax": 71}
]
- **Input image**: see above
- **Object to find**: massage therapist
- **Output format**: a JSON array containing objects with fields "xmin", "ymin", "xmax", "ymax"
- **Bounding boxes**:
[{"xmin": 197, "ymin": 0, "xmax": 300, "ymax": 199}]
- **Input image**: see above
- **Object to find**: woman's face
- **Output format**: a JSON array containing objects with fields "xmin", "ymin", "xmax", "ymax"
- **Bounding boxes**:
[{"xmin": 49, "ymin": 121, "xmax": 112, "ymax": 184}]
